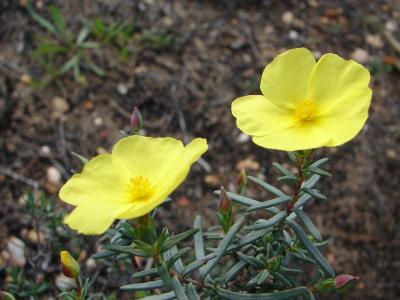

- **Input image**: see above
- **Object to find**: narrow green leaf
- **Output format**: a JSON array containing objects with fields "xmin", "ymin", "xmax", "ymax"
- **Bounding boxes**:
[
  {"xmin": 193, "ymin": 216, "xmax": 205, "ymax": 260},
  {"xmin": 247, "ymin": 269, "xmax": 269, "ymax": 287},
  {"xmin": 49, "ymin": 5, "xmax": 66, "ymax": 34},
  {"xmin": 245, "ymin": 211, "xmax": 287, "ymax": 231},
  {"xmin": 228, "ymin": 228, "xmax": 273, "ymax": 251},
  {"xmin": 165, "ymin": 246, "xmax": 189, "ymax": 272},
  {"xmin": 272, "ymin": 271, "xmax": 294, "ymax": 287},
  {"xmin": 200, "ymin": 217, "xmax": 244, "ymax": 279},
  {"xmin": 162, "ymin": 228, "xmax": 199, "ymax": 251},
  {"xmin": 247, "ymin": 176, "xmax": 286, "ymax": 197},
  {"xmin": 26, "ymin": 5, "xmax": 57, "ymax": 34},
  {"xmin": 120, "ymin": 280, "xmax": 164, "ymax": 291},
  {"xmin": 171, "ymin": 275, "xmax": 189, "ymax": 300},
  {"xmin": 301, "ymin": 188, "xmax": 327, "ymax": 201},
  {"xmin": 309, "ymin": 158, "xmax": 328, "ymax": 168},
  {"xmin": 272, "ymin": 162, "xmax": 296, "ymax": 179},
  {"xmin": 180, "ymin": 259, "xmax": 208, "ymax": 277},
  {"xmin": 237, "ymin": 252, "xmax": 264, "ymax": 268},
  {"xmin": 279, "ymin": 266, "xmax": 302, "ymax": 275},
  {"xmin": 286, "ymin": 220, "xmax": 335, "ymax": 277},
  {"xmin": 105, "ymin": 245, "xmax": 151, "ymax": 257},
  {"xmin": 302, "ymin": 174, "xmax": 320, "ymax": 189},
  {"xmin": 140, "ymin": 292, "xmax": 176, "ymax": 300},
  {"xmin": 85, "ymin": 59, "xmax": 106, "ymax": 76},
  {"xmin": 216, "ymin": 286, "xmax": 308, "ymax": 299},
  {"xmin": 59, "ymin": 55, "xmax": 79, "ymax": 74},
  {"xmin": 76, "ymin": 27, "xmax": 90, "ymax": 45},
  {"xmin": 157, "ymin": 263, "xmax": 173, "ymax": 289},
  {"xmin": 80, "ymin": 41, "xmax": 99, "ymax": 48},
  {"xmin": 91, "ymin": 250, "xmax": 115, "ymax": 259},
  {"xmin": 132, "ymin": 268, "xmax": 158, "ymax": 279},
  {"xmin": 224, "ymin": 259, "xmax": 248, "ymax": 284},
  {"xmin": 247, "ymin": 196, "xmax": 292, "ymax": 212},
  {"xmin": 294, "ymin": 209, "xmax": 322, "ymax": 242},
  {"xmin": 294, "ymin": 193, "xmax": 313, "ymax": 209},
  {"xmin": 307, "ymin": 166, "xmax": 331, "ymax": 177},
  {"xmin": 186, "ymin": 283, "xmax": 201, "ymax": 300}
]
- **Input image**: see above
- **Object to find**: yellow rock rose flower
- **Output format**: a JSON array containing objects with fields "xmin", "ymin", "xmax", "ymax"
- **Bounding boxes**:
[
  {"xmin": 232, "ymin": 48, "xmax": 372, "ymax": 151},
  {"xmin": 59, "ymin": 136, "xmax": 208, "ymax": 234}
]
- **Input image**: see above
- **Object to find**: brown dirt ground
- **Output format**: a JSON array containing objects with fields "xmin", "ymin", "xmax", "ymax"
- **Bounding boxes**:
[{"xmin": 0, "ymin": 0, "xmax": 400, "ymax": 299}]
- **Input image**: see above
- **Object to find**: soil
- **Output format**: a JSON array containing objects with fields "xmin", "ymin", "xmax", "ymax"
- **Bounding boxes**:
[{"xmin": 0, "ymin": 0, "xmax": 399, "ymax": 299}]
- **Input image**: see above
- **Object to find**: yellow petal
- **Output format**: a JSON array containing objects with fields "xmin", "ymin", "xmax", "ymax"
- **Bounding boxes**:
[
  {"xmin": 64, "ymin": 202, "xmax": 133, "ymax": 234},
  {"xmin": 118, "ymin": 138, "xmax": 208, "ymax": 219},
  {"xmin": 112, "ymin": 135, "xmax": 184, "ymax": 184},
  {"xmin": 260, "ymin": 48, "xmax": 316, "ymax": 109},
  {"xmin": 59, "ymin": 154, "xmax": 130, "ymax": 206},
  {"xmin": 231, "ymin": 95, "xmax": 295, "ymax": 137},
  {"xmin": 307, "ymin": 53, "xmax": 370, "ymax": 112},
  {"xmin": 319, "ymin": 87, "xmax": 372, "ymax": 146},
  {"xmin": 252, "ymin": 123, "xmax": 330, "ymax": 151}
]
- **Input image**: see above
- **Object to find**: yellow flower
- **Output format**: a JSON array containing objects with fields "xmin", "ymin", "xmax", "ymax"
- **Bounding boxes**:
[
  {"xmin": 232, "ymin": 48, "xmax": 372, "ymax": 151},
  {"xmin": 59, "ymin": 136, "xmax": 208, "ymax": 234}
]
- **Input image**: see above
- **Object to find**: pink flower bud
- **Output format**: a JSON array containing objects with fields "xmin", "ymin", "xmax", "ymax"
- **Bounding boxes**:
[
  {"xmin": 335, "ymin": 274, "xmax": 359, "ymax": 289},
  {"xmin": 60, "ymin": 250, "xmax": 80, "ymax": 279},
  {"xmin": 218, "ymin": 186, "xmax": 231, "ymax": 213},
  {"xmin": 130, "ymin": 106, "xmax": 143, "ymax": 133},
  {"xmin": 236, "ymin": 169, "xmax": 247, "ymax": 194}
]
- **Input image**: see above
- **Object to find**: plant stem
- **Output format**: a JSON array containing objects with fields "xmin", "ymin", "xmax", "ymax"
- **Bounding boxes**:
[{"xmin": 76, "ymin": 278, "xmax": 81, "ymax": 300}]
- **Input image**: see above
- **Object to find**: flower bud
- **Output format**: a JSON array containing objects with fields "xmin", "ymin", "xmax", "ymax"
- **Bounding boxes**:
[
  {"xmin": 218, "ymin": 186, "xmax": 231, "ymax": 213},
  {"xmin": 60, "ymin": 250, "xmax": 80, "ymax": 279},
  {"xmin": 335, "ymin": 274, "xmax": 359, "ymax": 290},
  {"xmin": 236, "ymin": 169, "xmax": 247, "ymax": 194},
  {"xmin": 130, "ymin": 106, "xmax": 143, "ymax": 133}
]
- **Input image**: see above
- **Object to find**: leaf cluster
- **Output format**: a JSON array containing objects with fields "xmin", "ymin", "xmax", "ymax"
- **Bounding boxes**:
[{"xmin": 91, "ymin": 153, "xmax": 344, "ymax": 299}]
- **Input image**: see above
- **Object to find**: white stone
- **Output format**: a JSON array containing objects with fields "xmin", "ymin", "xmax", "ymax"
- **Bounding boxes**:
[
  {"xmin": 237, "ymin": 133, "xmax": 250, "ymax": 143},
  {"xmin": 55, "ymin": 274, "xmax": 76, "ymax": 291},
  {"xmin": 282, "ymin": 11, "xmax": 294, "ymax": 25},
  {"xmin": 93, "ymin": 117, "xmax": 103, "ymax": 126},
  {"xmin": 117, "ymin": 83, "xmax": 128, "ymax": 95},
  {"xmin": 288, "ymin": 30, "xmax": 299, "ymax": 41},
  {"xmin": 47, "ymin": 166, "xmax": 61, "ymax": 185},
  {"xmin": 7, "ymin": 237, "xmax": 26, "ymax": 267},
  {"xmin": 351, "ymin": 48, "xmax": 369, "ymax": 64},
  {"xmin": 40, "ymin": 145, "xmax": 51, "ymax": 156}
]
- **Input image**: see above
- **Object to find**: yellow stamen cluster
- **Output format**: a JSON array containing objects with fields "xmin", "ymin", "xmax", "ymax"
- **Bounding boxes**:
[
  {"xmin": 294, "ymin": 100, "xmax": 318, "ymax": 122},
  {"xmin": 127, "ymin": 175, "xmax": 154, "ymax": 202}
]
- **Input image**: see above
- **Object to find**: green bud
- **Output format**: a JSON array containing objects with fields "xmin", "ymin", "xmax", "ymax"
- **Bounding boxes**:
[{"xmin": 60, "ymin": 250, "xmax": 80, "ymax": 279}]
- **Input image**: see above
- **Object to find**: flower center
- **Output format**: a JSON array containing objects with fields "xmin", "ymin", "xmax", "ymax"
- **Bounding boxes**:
[
  {"xmin": 127, "ymin": 176, "xmax": 153, "ymax": 202},
  {"xmin": 294, "ymin": 100, "xmax": 318, "ymax": 122}
]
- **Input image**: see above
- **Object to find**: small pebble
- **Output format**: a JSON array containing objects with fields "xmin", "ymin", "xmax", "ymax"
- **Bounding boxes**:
[
  {"xmin": 47, "ymin": 166, "xmax": 61, "ymax": 185},
  {"xmin": 86, "ymin": 257, "xmax": 97, "ymax": 271},
  {"xmin": 117, "ymin": 83, "xmax": 128, "ymax": 95},
  {"xmin": 93, "ymin": 117, "xmax": 103, "ymax": 126},
  {"xmin": 385, "ymin": 20, "xmax": 397, "ymax": 32},
  {"xmin": 351, "ymin": 48, "xmax": 369, "ymax": 64},
  {"xmin": 52, "ymin": 97, "xmax": 69, "ymax": 118},
  {"xmin": 7, "ymin": 237, "xmax": 26, "ymax": 267},
  {"xmin": 366, "ymin": 34, "xmax": 384, "ymax": 48},
  {"xmin": 204, "ymin": 174, "xmax": 220, "ymax": 187},
  {"xmin": 288, "ymin": 30, "xmax": 300, "ymax": 41},
  {"xmin": 282, "ymin": 11, "xmax": 294, "ymax": 25},
  {"xmin": 236, "ymin": 158, "xmax": 260, "ymax": 171},
  {"xmin": 237, "ymin": 133, "xmax": 250, "ymax": 143},
  {"xmin": 313, "ymin": 50, "xmax": 322, "ymax": 59},
  {"xmin": 55, "ymin": 274, "xmax": 76, "ymax": 291},
  {"xmin": 40, "ymin": 145, "xmax": 51, "ymax": 156}
]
